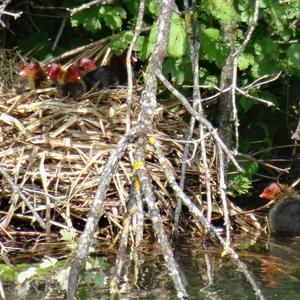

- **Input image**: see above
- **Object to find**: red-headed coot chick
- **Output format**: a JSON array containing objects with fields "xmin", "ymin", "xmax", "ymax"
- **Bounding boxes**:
[
  {"xmin": 78, "ymin": 51, "xmax": 137, "ymax": 91},
  {"xmin": 19, "ymin": 60, "xmax": 47, "ymax": 89},
  {"xmin": 78, "ymin": 58, "xmax": 118, "ymax": 90},
  {"xmin": 260, "ymin": 182, "xmax": 300, "ymax": 237},
  {"xmin": 48, "ymin": 63, "xmax": 86, "ymax": 97}
]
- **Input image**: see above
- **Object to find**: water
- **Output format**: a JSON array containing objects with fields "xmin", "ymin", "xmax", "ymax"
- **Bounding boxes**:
[{"xmin": 2, "ymin": 235, "xmax": 300, "ymax": 299}]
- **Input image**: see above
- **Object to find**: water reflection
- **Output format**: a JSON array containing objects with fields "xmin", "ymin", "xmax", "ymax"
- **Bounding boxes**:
[
  {"xmin": 174, "ymin": 236, "xmax": 300, "ymax": 300},
  {"xmin": 2, "ymin": 236, "xmax": 300, "ymax": 299}
]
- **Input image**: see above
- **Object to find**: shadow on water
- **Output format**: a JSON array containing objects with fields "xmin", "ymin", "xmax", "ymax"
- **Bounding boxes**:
[{"xmin": 2, "ymin": 235, "xmax": 300, "ymax": 299}]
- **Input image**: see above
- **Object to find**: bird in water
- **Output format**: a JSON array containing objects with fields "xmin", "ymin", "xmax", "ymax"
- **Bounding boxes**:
[
  {"xmin": 260, "ymin": 182, "xmax": 300, "ymax": 237},
  {"xmin": 48, "ymin": 62, "xmax": 86, "ymax": 97}
]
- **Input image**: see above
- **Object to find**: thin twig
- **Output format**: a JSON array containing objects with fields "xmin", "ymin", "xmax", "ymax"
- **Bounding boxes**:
[
  {"xmin": 216, "ymin": 143, "xmax": 231, "ymax": 244},
  {"xmin": 156, "ymin": 70, "xmax": 243, "ymax": 173},
  {"xmin": 67, "ymin": 127, "xmax": 138, "ymax": 300},
  {"xmin": 52, "ymin": 14, "xmax": 68, "ymax": 51},
  {"xmin": 0, "ymin": 0, "xmax": 22, "ymax": 28},
  {"xmin": 125, "ymin": 0, "xmax": 145, "ymax": 133},
  {"xmin": 0, "ymin": 165, "xmax": 46, "ymax": 229},
  {"xmin": 67, "ymin": 0, "xmax": 114, "ymax": 16}
]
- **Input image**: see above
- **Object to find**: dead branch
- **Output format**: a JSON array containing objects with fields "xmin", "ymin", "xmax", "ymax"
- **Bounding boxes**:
[
  {"xmin": 67, "ymin": 0, "xmax": 114, "ymax": 16},
  {"xmin": 149, "ymin": 137, "xmax": 265, "ymax": 300},
  {"xmin": 67, "ymin": 127, "xmax": 138, "ymax": 300},
  {"xmin": 0, "ymin": 0, "xmax": 22, "ymax": 28},
  {"xmin": 125, "ymin": 0, "xmax": 145, "ymax": 133}
]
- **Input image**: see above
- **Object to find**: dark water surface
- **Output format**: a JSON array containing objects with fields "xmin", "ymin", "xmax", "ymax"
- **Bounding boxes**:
[{"xmin": 2, "ymin": 235, "xmax": 300, "ymax": 299}]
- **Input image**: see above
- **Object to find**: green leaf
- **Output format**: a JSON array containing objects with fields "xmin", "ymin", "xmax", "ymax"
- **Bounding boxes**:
[
  {"xmin": 55, "ymin": 267, "xmax": 70, "ymax": 291},
  {"xmin": 242, "ymin": 161, "xmax": 259, "ymax": 178},
  {"xmin": 251, "ymin": 57, "xmax": 280, "ymax": 78},
  {"xmin": 111, "ymin": 31, "xmax": 134, "ymax": 54},
  {"xmin": 148, "ymin": 0, "xmax": 159, "ymax": 16},
  {"xmin": 71, "ymin": 6, "xmax": 102, "ymax": 33},
  {"xmin": 99, "ymin": 7, "xmax": 127, "ymax": 31},
  {"xmin": 253, "ymin": 37, "xmax": 279, "ymax": 58},
  {"xmin": 60, "ymin": 228, "xmax": 76, "ymax": 242},
  {"xmin": 228, "ymin": 175, "xmax": 253, "ymax": 196},
  {"xmin": 287, "ymin": 44, "xmax": 300, "ymax": 70},
  {"xmin": 203, "ymin": 0, "xmax": 238, "ymax": 27},
  {"xmin": 84, "ymin": 271, "xmax": 107, "ymax": 287},
  {"xmin": 200, "ymin": 28, "xmax": 230, "ymax": 68},
  {"xmin": 163, "ymin": 57, "xmax": 192, "ymax": 85},
  {"xmin": 138, "ymin": 25, "xmax": 157, "ymax": 61},
  {"xmin": 167, "ymin": 13, "xmax": 187, "ymax": 58},
  {"xmin": 238, "ymin": 53, "xmax": 255, "ymax": 71},
  {"xmin": 239, "ymin": 96, "xmax": 255, "ymax": 113}
]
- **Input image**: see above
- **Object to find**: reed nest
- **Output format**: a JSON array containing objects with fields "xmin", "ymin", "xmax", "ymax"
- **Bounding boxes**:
[{"xmin": 0, "ymin": 50, "xmax": 262, "ymax": 251}]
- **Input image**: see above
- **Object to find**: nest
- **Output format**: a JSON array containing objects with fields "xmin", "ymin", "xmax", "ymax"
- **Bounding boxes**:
[{"xmin": 0, "ymin": 50, "xmax": 263, "ymax": 251}]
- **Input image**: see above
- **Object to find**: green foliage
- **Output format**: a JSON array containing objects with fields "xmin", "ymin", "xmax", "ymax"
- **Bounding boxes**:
[
  {"xmin": 228, "ymin": 162, "xmax": 259, "ymax": 196},
  {"xmin": 71, "ymin": 5, "xmax": 126, "ymax": 32},
  {"xmin": 137, "ymin": 25, "xmax": 157, "ymax": 61},
  {"xmin": 99, "ymin": 6, "xmax": 127, "ymax": 30},
  {"xmin": 0, "ymin": 230, "xmax": 109, "ymax": 299},
  {"xmin": 202, "ymin": 0, "xmax": 239, "ymax": 27},
  {"xmin": 148, "ymin": 0, "xmax": 159, "ymax": 16},
  {"xmin": 111, "ymin": 31, "xmax": 134, "ymax": 54},
  {"xmin": 238, "ymin": 53, "xmax": 255, "ymax": 71},
  {"xmin": 163, "ymin": 57, "xmax": 193, "ymax": 85},
  {"xmin": 261, "ymin": 0, "xmax": 299, "ymax": 40},
  {"xmin": 287, "ymin": 44, "xmax": 300, "ymax": 72},
  {"xmin": 200, "ymin": 28, "xmax": 230, "ymax": 68},
  {"xmin": 168, "ymin": 13, "xmax": 187, "ymax": 58},
  {"xmin": 71, "ymin": 7, "xmax": 102, "ymax": 33},
  {"xmin": 228, "ymin": 175, "xmax": 253, "ymax": 196}
]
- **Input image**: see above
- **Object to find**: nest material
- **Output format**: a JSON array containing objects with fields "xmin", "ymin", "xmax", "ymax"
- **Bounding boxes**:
[
  {"xmin": 0, "ymin": 86, "xmax": 209, "ymax": 236},
  {"xmin": 0, "ymin": 50, "xmax": 262, "ymax": 248}
]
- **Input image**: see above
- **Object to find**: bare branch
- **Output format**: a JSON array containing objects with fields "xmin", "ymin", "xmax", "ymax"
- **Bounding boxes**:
[
  {"xmin": 150, "ymin": 137, "xmax": 265, "ymax": 300},
  {"xmin": 233, "ymin": 0, "xmax": 260, "ymax": 58},
  {"xmin": 0, "ymin": 0, "xmax": 22, "ymax": 28},
  {"xmin": 126, "ymin": 0, "xmax": 145, "ymax": 133},
  {"xmin": 156, "ymin": 70, "xmax": 243, "ymax": 172},
  {"xmin": 67, "ymin": 127, "xmax": 138, "ymax": 300},
  {"xmin": 67, "ymin": 0, "xmax": 114, "ymax": 16}
]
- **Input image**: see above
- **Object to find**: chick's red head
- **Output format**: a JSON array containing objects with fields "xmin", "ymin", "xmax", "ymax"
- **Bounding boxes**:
[
  {"xmin": 65, "ymin": 63, "xmax": 81, "ymax": 83},
  {"xmin": 259, "ymin": 182, "xmax": 284, "ymax": 200},
  {"xmin": 78, "ymin": 57, "xmax": 97, "ymax": 73},
  {"xmin": 48, "ymin": 63, "xmax": 64, "ymax": 82},
  {"xmin": 20, "ymin": 61, "xmax": 42, "ymax": 78}
]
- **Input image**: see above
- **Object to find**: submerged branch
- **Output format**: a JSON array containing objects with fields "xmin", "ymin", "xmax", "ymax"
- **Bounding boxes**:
[
  {"xmin": 150, "ymin": 136, "xmax": 265, "ymax": 300},
  {"xmin": 67, "ymin": 127, "xmax": 138, "ymax": 300}
]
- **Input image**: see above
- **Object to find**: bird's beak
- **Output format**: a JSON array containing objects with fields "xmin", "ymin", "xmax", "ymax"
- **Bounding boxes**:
[{"xmin": 19, "ymin": 70, "xmax": 26, "ymax": 77}]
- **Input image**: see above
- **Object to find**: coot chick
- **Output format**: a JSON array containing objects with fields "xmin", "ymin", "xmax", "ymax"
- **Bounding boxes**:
[
  {"xmin": 48, "ymin": 63, "xmax": 86, "ymax": 97},
  {"xmin": 19, "ymin": 60, "xmax": 47, "ymax": 90},
  {"xmin": 260, "ymin": 182, "xmax": 300, "ymax": 237},
  {"xmin": 78, "ymin": 51, "xmax": 137, "ymax": 91},
  {"xmin": 78, "ymin": 58, "xmax": 119, "ymax": 90}
]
